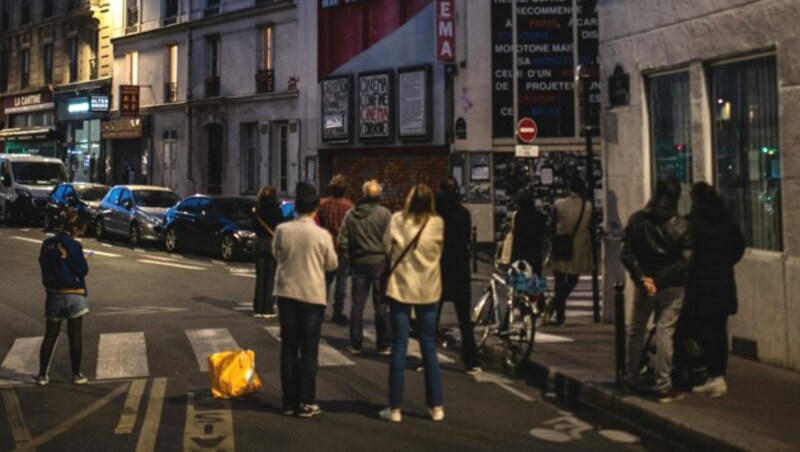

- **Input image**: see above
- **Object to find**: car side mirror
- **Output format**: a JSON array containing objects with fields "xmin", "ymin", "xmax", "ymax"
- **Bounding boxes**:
[{"xmin": 122, "ymin": 200, "xmax": 133, "ymax": 209}]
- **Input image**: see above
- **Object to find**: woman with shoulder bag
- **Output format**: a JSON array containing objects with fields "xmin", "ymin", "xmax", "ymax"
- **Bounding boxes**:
[
  {"xmin": 252, "ymin": 185, "xmax": 284, "ymax": 318},
  {"xmin": 379, "ymin": 184, "xmax": 445, "ymax": 423}
]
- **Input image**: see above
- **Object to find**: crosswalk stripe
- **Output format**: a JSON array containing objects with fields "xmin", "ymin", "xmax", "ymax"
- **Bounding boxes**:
[
  {"xmin": 363, "ymin": 328, "xmax": 455, "ymax": 364},
  {"xmin": 137, "ymin": 259, "xmax": 207, "ymax": 271},
  {"xmin": 535, "ymin": 332, "xmax": 575, "ymax": 343},
  {"xmin": 264, "ymin": 327, "xmax": 354, "ymax": 367},
  {"xmin": 83, "ymin": 249, "xmax": 122, "ymax": 258},
  {"xmin": 96, "ymin": 332, "xmax": 149, "ymax": 380},
  {"xmin": 185, "ymin": 329, "xmax": 240, "ymax": 372},
  {"xmin": 0, "ymin": 337, "xmax": 43, "ymax": 386},
  {"xmin": 145, "ymin": 255, "xmax": 213, "ymax": 267},
  {"xmin": 10, "ymin": 236, "xmax": 41, "ymax": 244}
]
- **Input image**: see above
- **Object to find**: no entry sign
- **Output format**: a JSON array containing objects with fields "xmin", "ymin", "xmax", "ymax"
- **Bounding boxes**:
[{"xmin": 517, "ymin": 117, "xmax": 538, "ymax": 143}]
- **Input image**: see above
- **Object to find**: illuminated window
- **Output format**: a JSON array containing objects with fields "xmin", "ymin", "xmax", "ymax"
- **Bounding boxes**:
[{"xmin": 126, "ymin": 51, "xmax": 139, "ymax": 84}]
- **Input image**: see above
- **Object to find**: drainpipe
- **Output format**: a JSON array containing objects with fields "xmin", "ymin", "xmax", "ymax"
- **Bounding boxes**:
[{"xmin": 186, "ymin": 25, "xmax": 194, "ymax": 193}]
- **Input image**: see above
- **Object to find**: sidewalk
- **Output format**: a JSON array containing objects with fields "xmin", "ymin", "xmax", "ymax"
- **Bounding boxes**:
[{"xmin": 454, "ymin": 259, "xmax": 800, "ymax": 451}]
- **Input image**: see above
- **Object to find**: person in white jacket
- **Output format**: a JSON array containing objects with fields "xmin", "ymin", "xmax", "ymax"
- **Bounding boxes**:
[
  {"xmin": 273, "ymin": 182, "xmax": 338, "ymax": 419},
  {"xmin": 379, "ymin": 184, "xmax": 445, "ymax": 423}
]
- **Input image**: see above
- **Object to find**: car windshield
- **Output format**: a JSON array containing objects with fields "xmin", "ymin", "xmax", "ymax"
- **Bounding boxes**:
[
  {"xmin": 133, "ymin": 190, "xmax": 180, "ymax": 208},
  {"xmin": 216, "ymin": 199, "xmax": 256, "ymax": 222},
  {"xmin": 75, "ymin": 186, "xmax": 108, "ymax": 201},
  {"xmin": 11, "ymin": 162, "xmax": 68, "ymax": 185}
]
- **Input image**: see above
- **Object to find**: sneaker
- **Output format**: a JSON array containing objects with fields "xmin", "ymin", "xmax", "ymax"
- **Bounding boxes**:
[
  {"xmin": 297, "ymin": 403, "xmax": 322, "ymax": 418},
  {"xmin": 466, "ymin": 366, "xmax": 483, "ymax": 376},
  {"xmin": 281, "ymin": 405, "xmax": 295, "ymax": 416},
  {"xmin": 656, "ymin": 388, "xmax": 684, "ymax": 403},
  {"xmin": 263, "ymin": 313, "xmax": 278, "ymax": 320},
  {"xmin": 376, "ymin": 347, "xmax": 392, "ymax": 356},
  {"xmin": 415, "ymin": 364, "xmax": 424, "ymax": 373},
  {"xmin": 35, "ymin": 375, "xmax": 49, "ymax": 386},
  {"xmin": 692, "ymin": 377, "xmax": 727, "ymax": 398},
  {"xmin": 331, "ymin": 312, "xmax": 348, "ymax": 325},
  {"xmin": 346, "ymin": 346, "xmax": 362, "ymax": 355},
  {"xmin": 428, "ymin": 406, "xmax": 445, "ymax": 421},
  {"xmin": 72, "ymin": 373, "xmax": 89, "ymax": 385},
  {"xmin": 378, "ymin": 407, "xmax": 402, "ymax": 423}
]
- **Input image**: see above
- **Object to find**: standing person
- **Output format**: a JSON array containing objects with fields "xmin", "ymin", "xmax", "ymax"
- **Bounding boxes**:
[
  {"xmin": 317, "ymin": 174, "xmax": 354, "ymax": 325},
  {"xmin": 36, "ymin": 210, "xmax": 91, "ymax": 386},
  {"xmin": 273, "ymin": 182, "xmax": 338, "ymax": 418},
  {"xmin": 252, "ymin": 185, "xmax": 284, "ymax": 319},
  {"xmin": 435, "ymin": 177, "xmax": 481, "ymax": 374},
  {"xmin": 337, "ymin": 180, "xmax": 392, "ymax": 355},
  {"xmin": 379, "ymin": 184, "xmax": 445, "ymax": 423},
  {"xmin": 550, "ymin": 176, "xmax": 592, "ymax": 326},
  {"xmin": 510, "ymin": 189, "xmax": 548, "ymax": 276},
  {"xmin": 683, "ymin": 182, "xmax": 745, "ymax": 398},
  {"xmin": 621, "ymin": 176, "xmax": 692, "ymax": 403}
]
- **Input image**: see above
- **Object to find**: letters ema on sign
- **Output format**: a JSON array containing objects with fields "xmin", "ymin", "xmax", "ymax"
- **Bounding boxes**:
[{"xmin": 436, "ymin": 0, "xmax": 455, "ymax": 62}]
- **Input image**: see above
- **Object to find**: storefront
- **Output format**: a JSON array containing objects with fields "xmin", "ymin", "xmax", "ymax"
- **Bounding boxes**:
[
  {"xmin": 55, "ymin": 90, "xmax": 111, "ymax": 182},
  {"xmin": 101, "ymin": 117, "xmax": 150, "ymax": 186},
  {"xmin": 0, "ymin": 90, "xmax": 59, "ymax": 157}
]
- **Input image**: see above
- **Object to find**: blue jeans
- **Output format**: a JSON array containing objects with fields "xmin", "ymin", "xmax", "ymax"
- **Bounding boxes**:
[
  {"xmin": 325, "ymin": 261, "xmax": 349, "ymax": 314},
  {"xmin": 350, "ymin": 262, "xmax": 391, "ymax": 349},
  {"xmin": 388, "ymin": 300, "xmax": 443, "ymax": 408},
  {"xmin": 278, "ymin": 297, "xmax": 324, "ymax": 408}
]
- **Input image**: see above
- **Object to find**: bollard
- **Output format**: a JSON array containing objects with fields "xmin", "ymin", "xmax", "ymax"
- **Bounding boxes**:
[
  {"xmin": 471, "ymin": 225, "xmax": 478, "ymax": 274},
  {"xmin": 614, "ymin": 281, "xmax": 626, "ymax": 389}
]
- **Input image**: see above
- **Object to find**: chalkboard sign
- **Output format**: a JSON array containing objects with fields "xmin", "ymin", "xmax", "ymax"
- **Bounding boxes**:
[
  {"xmin": 358, "ymin": 71, "xmax": 394, "ymax": 141},
  {"xmin": 398, "ymin": 65, "xmax": 432, "ymax": 141},
  {"xmin": 321, "ymin": 74, "xmax": 353, "ymax": 143}
]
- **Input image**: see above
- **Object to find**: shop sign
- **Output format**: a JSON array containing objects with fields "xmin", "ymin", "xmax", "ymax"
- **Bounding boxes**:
[
  {"xmin": 4, "ymin": 91, "xmax": 54, "ymax": 114},
  {"xmin": 358, "ymin": 71, "xmax": 394, "ymax": 141},
  {"xmin": 320, "ymin": 74, "xmax": 352, "ymax": 143},
  {"xmin": 91, "ymin": 95, "xmax": 110, "ymax": 112},
  {"xmin": 398, "ymin": 65, "xmax": 431, "ymax": 141},
  {"xmin": 101, "ymin": 118, "xmax": 143, "ymax": 139},
  {"xmin": 119, "ymin": 85, "xmax": 140, "ymax": 117},
  {"xmin": 436, "ymin": 0, "xmax": 456, "ymax": 62}
]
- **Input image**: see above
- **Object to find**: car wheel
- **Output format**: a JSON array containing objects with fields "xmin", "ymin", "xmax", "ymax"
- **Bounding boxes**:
[
  {"xmin": 220, "ymin": 234, "xmax": 236, "ymax": 261},
  {"xmin": 165, "ymin": 227, "xmax": 179, "ymax": 253},
  {"xmin": 129, "ymin": 223, "xmax": 141, "ymax": 246}
]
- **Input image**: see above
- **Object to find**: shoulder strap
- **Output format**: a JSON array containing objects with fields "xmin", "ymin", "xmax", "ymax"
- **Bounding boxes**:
[
  {"xmin": 254, "ymin": 210, "xmax": 275, "ymax": 237},
  {"xmin": 386, "ymin": 216, "xmax": 429, "ymax": 278},
  {"xmin": 570, "ymin": 199, "xmax": 586, "ymax": 239}
]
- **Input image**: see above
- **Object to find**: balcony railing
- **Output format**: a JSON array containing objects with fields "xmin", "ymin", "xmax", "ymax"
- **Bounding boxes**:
[
  {"xmin": 205, "ymin": 76, "xmax": 220, "ymax": 98},
  {"xmin": 255, "ymin": 69, "xmax": 274, "ymax": 94},
  {"xmin": 164, "ymin": 82, "xmax": 178, "ymax": 103},
  {"xmin": 89, "ymin": 58, "xmax": 98, "ymax": 80},
  {"xmin": 162, "ymin": 15, "xmax": 177, "ymax": 26}
]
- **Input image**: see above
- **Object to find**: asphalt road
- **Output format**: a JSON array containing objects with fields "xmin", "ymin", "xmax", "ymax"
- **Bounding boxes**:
[{"xmin": 0, "ymin": 224, "xmax": 650, "ymax": 451}]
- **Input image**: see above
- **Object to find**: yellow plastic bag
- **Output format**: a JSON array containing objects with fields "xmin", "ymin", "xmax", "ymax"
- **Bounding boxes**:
[{"xmin": 208, "ymin": 349, "xmax": 262, "ymax": 399}]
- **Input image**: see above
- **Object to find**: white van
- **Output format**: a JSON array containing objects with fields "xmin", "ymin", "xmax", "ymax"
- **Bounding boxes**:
[{"xmin": 0, "ymin": 154, "xmax": 69, "ymax": 226}]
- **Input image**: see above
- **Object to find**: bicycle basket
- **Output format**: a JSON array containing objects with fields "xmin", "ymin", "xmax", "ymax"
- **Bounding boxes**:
[{"xmin": 506, "ymin": 260, "xmax": 547, "ymax": 295}]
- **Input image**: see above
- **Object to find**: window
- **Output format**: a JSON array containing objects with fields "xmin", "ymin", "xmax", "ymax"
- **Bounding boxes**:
[
  {"xmin": 68, "ymin": 37, "xmax": 78, "ymax": 82},
  {"xmin": 21, "ymin": 3, "xmax": 30, "ymax": 25},
  {"xmin": 256, "ymin": 26, "xmax": 274, "ymax": 93},
  {"xmin": 0, "ymin": 51, "xmax": 7, "ymax": 92},
  {"xmin": 126, "ymin": 51, "xmax": 138, "ymax": 84},
  {"xmin": 89, "ymin": 31, "xmax": 99, "ymax": 80},
  {"xmin": 20, "ymin": 49, "xmax": 29, "ymax": 89},
  {"xmin": 712, "ymin": 55, "xmax": 780, "ymax": 250},
  {"xmin": 43, "ymin": 0, "xmax": 54, "ymax": 18},
  {"xmin": 126, "ymin": 0, "xmax": 139, "ymax": 28},
  {"xmin": 279, "ymin": 124, "xmax": 288, "ymax": 193},
  {"xmin": 164, "ymin": 45, "xmax": 178, "ymax": 102},
  {"xmin": 240, "ymin": 123, "xmax": 258, "ymax": 194},
  {"xmin": 164, "ymin": 0, "xmax": 178, "ymax": 24},
  {"xmin": 43, "ymin": 44, "xmax": 53, "ymax": 84},
  {"xmin": 207, "ymin": 37, "xmax": 219, "ymax": 77},
  {"xmin": 648, "ymin": 71, "xmax": 692, "ymax": 213}
]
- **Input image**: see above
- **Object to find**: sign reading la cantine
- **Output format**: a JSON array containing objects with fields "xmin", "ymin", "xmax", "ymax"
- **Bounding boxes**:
[
  {"xmin": 358, "ymin": 71, "xmax": 393, "ymax": 141},
  {"xmin": 320, "ymin": 75, "xmax": 352, "ymax": 143},
  {"xmin": 4, "ymin": 91, "xmax": 54, "ymax": 114},
  {"xmin": 119, "ymin": 85, "xmax": 140, "ymax": 117}
]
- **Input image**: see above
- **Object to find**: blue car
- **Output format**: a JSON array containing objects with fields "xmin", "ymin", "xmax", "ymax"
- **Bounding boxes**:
[{"xmin": 163, "ymin": 195, "xmax": 258, "ymax": 261}]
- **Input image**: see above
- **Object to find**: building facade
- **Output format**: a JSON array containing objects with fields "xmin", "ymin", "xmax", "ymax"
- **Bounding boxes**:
[
  {"xmin": 0, "ymin": 0, "xmax": 113, "ymax": 183},
  {"xmin": 599, "ymin": 0, "xmax": 800, "ymax": 370}
]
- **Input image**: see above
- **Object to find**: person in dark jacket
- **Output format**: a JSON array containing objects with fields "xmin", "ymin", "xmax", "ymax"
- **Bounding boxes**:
[
  {"xmin": 337, "ymin": 180, "xmax": 392, "ymax": 354},
  {"xmin": 435, "ymin": 177, "xmax": 481, "ymax": 374},
  {"xmin": 36, "ymin": 210, "xmax": 91, "ymax": 386},
  {"xmin": 681, "ymin": 182, "xmax": 745, "ymax": 398},
  {"xmin": 510, "ymin": 189, "xmax": 547, "ymax": 276},
  {"xmin": 252, "ymin": 185, "xmax": 284, "ymax": 318},
  {"xmin": 318, "ymin": 174, "xmax": 354, "ymax": 324},
  {"xmin": 621, "ymin": 175, "xmax": 692, "ymax": 403}
]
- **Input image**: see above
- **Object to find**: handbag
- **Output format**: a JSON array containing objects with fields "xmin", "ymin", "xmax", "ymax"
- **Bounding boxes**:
[
  {"xmin": 551, "ymin": 198, "xmax": 586, "ymax": 262},
  {"xmin": 498, "ymin": 212, "xmax": 515, "ymax": 265},
  {"xmin": 381, "ymin": 217, "xmax": 429, "ymax": 295},
  {"xmin": 208, "ymin": 349, "xmax": 262, "ymax": 399}
]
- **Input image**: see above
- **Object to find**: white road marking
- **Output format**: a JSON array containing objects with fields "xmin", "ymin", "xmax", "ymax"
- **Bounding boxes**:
[
  {"xmin": 0, "ymin": 337, "xmax": 43, "ymax": 386},
  {"xmin": 9, "ymin": 236, "xmax": 41, "ymax": 244},
  {"xmin": 1, "ymin": 390, "xmax": 32, "ymax": 448},
  {"xmin": 211, "ymin": 260, "xmax": 225, "ymax": 265},
  {"xmin": 363, "ymin": 327, "xmax": 454, "ymax": 363},
  {"xmin": 83, "ymin": 249, "xmax": 122, "ymax": 257},
  {"xmin": 95, "ymin": 306, "xmax": 188, "ymax": 316},
  {"xmin": 231, "ymin": 273, "xmax": 256, "ymax": 279},
  {"xmin": 137, "ymin": 259, "xmax": 207, "ymax": 271},
  {"xmin": 184, "ymin": 391, "xmax": 235, "ymax": 451},
  {"xmin": 101, "ymin": 243, "xmax": 113, "ymax": 247},
  {"xmin": 96, "ymin": 332, "xmax": 149, "ymax": 380},
  {"xmin": 134, "ymin": 248, "xmax": 146, "ymax": 253},
  {"xmin": 233, "ymin": 307, "xmax": 253, "ymax": 311},
  {"xmin": 264, "ymin": 327, "xmax": 354, "ymax": 366},
  {"xmin": 135, "ymin": 377, "xmax": 167, "ymax": 452},
  {"xmin": 146, "ymin": 255, "xmax": 213, "ymax": 267},
  {"xmin": 185, "ymin": 329, "xmax": 240, "ymax": 372},
  {"xmin": 474, "ymin": 371, "xmax": 535, "ymax": 402},
  {"xmin": 116, "ymin": 379, "xmax": 147, "ymax": 435},
  {"xmin": 535, "ymin": 333, "xmax": 575, "ymax": 344},
  {"xmin": 20, "ymin": 228, "xmax": 30, "ymax": 232},
  {"xmin": 227, "ymin": 268, "xmax": 254, "ymax": 273},
  {"xmin": 598, "ymin": 429, "xmax": 640, "ymax": 443}
]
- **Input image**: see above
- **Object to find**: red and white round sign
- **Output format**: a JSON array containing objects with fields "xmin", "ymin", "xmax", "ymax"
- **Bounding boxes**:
[{"xmin": 517, "ymin": 117, "xmax": 538, "ymax": 143}]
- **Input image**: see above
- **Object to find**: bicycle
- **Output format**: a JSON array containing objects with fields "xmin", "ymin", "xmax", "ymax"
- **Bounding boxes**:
[{"xmin": 472, "ymin": 258, "xmax": 547, "ymax": 369}]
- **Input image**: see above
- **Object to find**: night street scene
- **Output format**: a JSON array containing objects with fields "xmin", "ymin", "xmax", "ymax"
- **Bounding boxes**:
[{"xmin": 1, "ymin": 0, "xmax": 799, "ymax": 451}]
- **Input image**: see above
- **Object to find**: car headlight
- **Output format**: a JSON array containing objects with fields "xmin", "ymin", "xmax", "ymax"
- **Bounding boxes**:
[
  {"xmin": 234, "ymin": 230, "xmax": 256, "ymax": 240},
  {"xmin": 142, "ymin": 214, "xmax": 163, "ymax": 225},
  {"xmin": 14, "ymin": 188, "xmax": 32, "ymax": 198}
]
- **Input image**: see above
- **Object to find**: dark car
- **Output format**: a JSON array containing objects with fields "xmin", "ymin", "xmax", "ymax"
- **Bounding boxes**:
[
  {"xmin": 43, "ymin": 183, "xmax": 109, "ymax": 232},
  {"xmin": 163, "ymin": 195, "xmax": 258, "ymax": 261},
  {"xmin": 96, "ymin": 185, "xmax": 181, "ymax": 246}
]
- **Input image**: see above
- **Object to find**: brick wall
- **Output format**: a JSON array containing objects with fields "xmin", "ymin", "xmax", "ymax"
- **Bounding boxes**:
[{"xmin": 327, "ymin": 148, "xmax": 449, "ymax": 212}]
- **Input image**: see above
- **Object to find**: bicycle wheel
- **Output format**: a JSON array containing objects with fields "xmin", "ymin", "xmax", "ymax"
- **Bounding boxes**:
[
  {"xmin": 472, "ymin": 290, "xmax": 494, "ymax": 349},
  {"xmin": 503, "ymin": 297, "xmax": 535, "ymax": 369}
]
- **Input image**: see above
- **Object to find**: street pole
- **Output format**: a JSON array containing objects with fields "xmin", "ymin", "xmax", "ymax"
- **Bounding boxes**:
[{"xmin": 511, "ymin": 0, "xmax": 518, "ymax": 138}]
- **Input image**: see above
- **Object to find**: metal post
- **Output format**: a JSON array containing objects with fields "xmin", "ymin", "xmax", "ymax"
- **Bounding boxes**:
[
  {"xmin": 511, "ymin": 0, "xmax": 518, "ymax": 134},
  {"xmin": 472, "ymin": 225, "xmax": 478, "ymax": 274},
  {"xmin": 614, "ymin": 281, "xmax": 626, "ymax": 389}
]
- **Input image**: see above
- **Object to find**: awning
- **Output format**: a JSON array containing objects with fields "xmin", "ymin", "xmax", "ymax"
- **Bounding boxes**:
[{"xmin": 0, "ymin": 126, "xmax": 57, "ymax": 142}]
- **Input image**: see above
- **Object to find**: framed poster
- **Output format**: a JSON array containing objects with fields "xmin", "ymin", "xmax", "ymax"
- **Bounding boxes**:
[
  {"xmin": 321, "ymin": 74, "xmax": 353, "ymax": 143},
  {"xmin": 358, "ymin": 70, "xmax": 394, "ymax": 141},
  {"xmin": 398, "ymin": 65, "xmax": 432, "ymax": 141}
]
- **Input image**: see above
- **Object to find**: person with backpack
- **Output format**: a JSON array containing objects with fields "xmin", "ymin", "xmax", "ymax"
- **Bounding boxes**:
[{"xmin": 36, "ymin": 210, "xmax": 91, "ymax": 386}]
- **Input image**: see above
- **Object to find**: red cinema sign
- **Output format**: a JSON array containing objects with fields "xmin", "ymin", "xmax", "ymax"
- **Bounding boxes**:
[
  {"xmin": 436, "ymin": 0, "xmax": 455, "ymax": 62},
  {"xmin": 517, "ymin": 117, "xmax": 538, "ymax": 143}
]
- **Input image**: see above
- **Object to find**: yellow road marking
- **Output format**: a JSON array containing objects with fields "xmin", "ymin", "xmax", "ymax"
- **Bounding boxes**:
[
  {"xmin": 183, "ymin": 391, "xmax": 235, "ymax": 451},
  {"xmin": 135, "ymin": 377, "xmax": 167, "ymax": 452},
  {"xmin": 115, "ymin": 379, "xmax": 147, "ymax": 435},
  {"xmin": 1, "ymin": 390, "xmax": 33, "ymax": 449}
]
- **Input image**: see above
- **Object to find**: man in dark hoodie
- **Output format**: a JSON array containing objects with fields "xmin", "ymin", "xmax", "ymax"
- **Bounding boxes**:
[
  {"xmin": 338, "ymin": 179, "xmax": 393, "ymax": 354},
  {"xmin": 621, "ymin": 175, "xmax": 692, "ymax": 403}
]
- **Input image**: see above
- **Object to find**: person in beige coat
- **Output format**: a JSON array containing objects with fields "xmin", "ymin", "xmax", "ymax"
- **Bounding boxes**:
[
  {"xmin": 379, "ymin": 184, "xmax": 445, "ymax": 423},
  {"xmin": 550, "ymin": 176, "xmax": 592, "ymax": 325}
]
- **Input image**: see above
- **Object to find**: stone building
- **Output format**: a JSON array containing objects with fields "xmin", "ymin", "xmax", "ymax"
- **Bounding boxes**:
[{"xmin": 598, "ymin": 0, "xmax": 799, "ymax": 370}]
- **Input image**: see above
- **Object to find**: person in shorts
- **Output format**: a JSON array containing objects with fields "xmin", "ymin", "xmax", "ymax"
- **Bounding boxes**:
[{"xmin": 37, "ymin": 209, "xmax": 91, "ymax": 386}]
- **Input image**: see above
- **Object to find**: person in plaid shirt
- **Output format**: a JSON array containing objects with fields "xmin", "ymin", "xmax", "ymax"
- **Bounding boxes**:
[{"xmin": 318, "ymin": 174, "xmax": 354, "ymax": 324}]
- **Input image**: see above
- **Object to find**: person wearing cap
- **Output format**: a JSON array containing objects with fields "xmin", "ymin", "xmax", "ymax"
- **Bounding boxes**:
[{"xmin": 273, "ymin": 182, "xmax": 338, "ymax": 418}]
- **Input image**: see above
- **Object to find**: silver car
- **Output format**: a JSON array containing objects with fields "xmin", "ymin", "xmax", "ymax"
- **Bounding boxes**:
[{"xmin": 96, "ymin": 185, "xmax": 180, "ymax": 246}]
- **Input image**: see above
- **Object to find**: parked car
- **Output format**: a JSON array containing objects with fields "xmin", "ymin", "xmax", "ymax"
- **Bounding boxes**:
[
  {"xmin": 96, "ymin": 185, "xmax": 181, "ymax": 246},
  {"xmin": 163, "ymin": 195, "xmax": 258, "ymax": 261},
  {"xmin": 44, "ymin": 182, "xmax": 109, "ymax": 232},
  {"xmin": 0, "ymin": 154, "xmax": 69, "ymax": 226}
]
